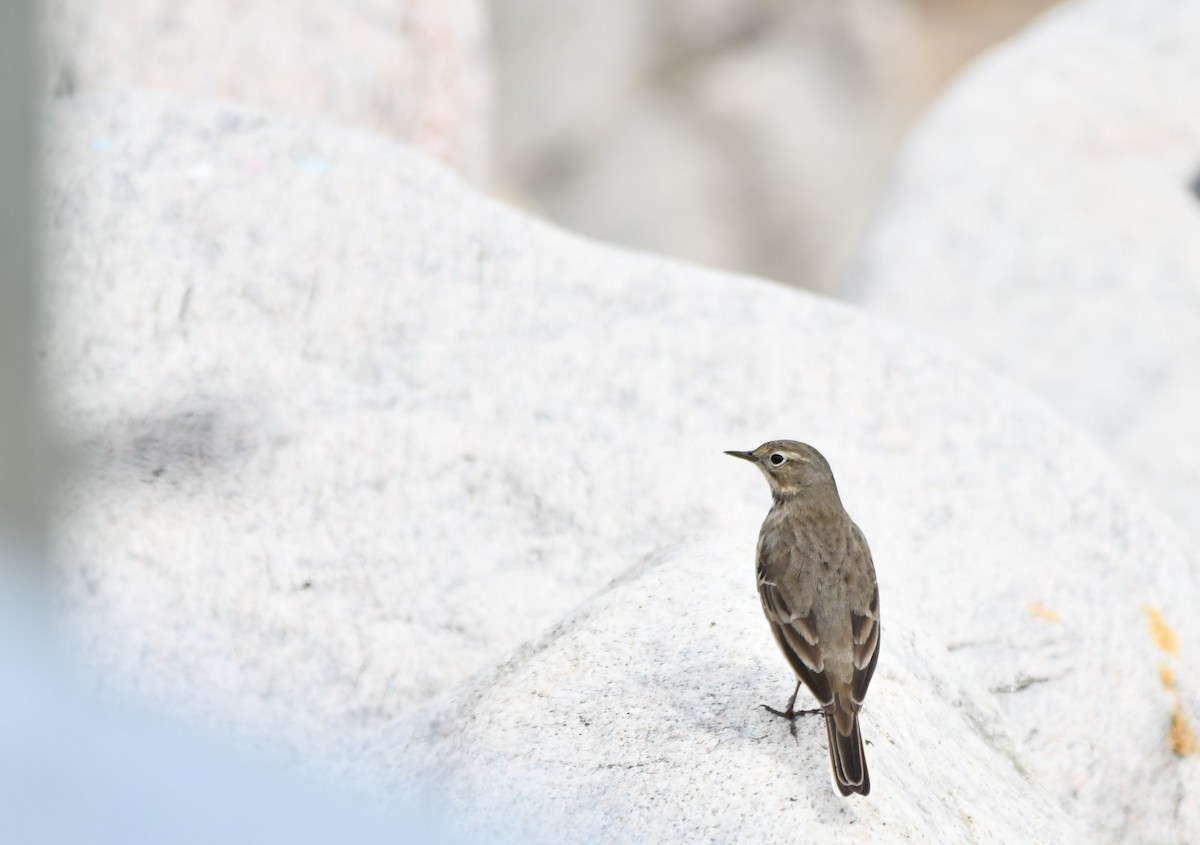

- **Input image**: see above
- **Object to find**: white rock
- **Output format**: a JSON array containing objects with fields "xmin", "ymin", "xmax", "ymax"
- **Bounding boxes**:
[
  {"xmin": 42, "ymin": 0, "xmax": 491, "ymax": 181},
  {"xmin": 849, "ymin": 0, "xmax": 1200, "ymax": 544},
  {"xmin": 360, "ymin": 539, "xmax": 1085, "ymax": 843},
  {"xmin": 0, "ymin": 566, "xmax": 414, "ymax": 842},
  {"xmin": 46, "ymin": 92, "xmax": 1198, "ymax": 841}
]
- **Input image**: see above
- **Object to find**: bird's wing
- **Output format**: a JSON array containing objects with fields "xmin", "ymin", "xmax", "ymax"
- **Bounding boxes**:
[
  {"xmin": 848, "ymin": 526, "xmax": 880, "ymax": 708},
  {"xmin": 758, "ymin": 574, "xmax": 833, "ymax": 708}
]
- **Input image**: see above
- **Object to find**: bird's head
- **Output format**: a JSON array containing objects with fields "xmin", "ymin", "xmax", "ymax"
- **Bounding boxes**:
[{"xmin": 725, "ymin": 440, "xmax": 839, "ymax": 502}]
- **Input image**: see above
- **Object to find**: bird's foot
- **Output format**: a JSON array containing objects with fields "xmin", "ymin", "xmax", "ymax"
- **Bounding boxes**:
[{"xmin": 759, "ymin": 703, "xmax": 822, "ymax": 722}]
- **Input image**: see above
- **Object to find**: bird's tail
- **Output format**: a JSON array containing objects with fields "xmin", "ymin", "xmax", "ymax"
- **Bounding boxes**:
[{"xmin": 824, "ymin": 707, "xmax": 870, "ymax": 796}]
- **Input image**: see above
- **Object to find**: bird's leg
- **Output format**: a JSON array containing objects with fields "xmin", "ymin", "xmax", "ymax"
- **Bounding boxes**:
[
  {"xmin": 760, "ymin": 681, "xmax": 802, "ymax": 720},
  {"xmin": 760, "ymin": 681, "xmax": 823, "ymax": 721}
]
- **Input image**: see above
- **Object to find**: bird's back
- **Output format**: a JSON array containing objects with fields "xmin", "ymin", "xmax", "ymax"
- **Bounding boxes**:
[{"xmin": 758, "ymin": 501, "xmax": 870, "ymax": 677}]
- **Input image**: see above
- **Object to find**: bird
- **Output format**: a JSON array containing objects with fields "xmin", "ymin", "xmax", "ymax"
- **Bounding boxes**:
[{"xmin": 726, "ymin": 440, "xmax": 880, "ymax": 797}]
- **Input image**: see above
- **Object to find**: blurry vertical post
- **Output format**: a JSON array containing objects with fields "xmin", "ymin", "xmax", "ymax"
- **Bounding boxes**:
[{"xmin": 0, "ymin": 0, "xmax": 50, "ymax": 587}]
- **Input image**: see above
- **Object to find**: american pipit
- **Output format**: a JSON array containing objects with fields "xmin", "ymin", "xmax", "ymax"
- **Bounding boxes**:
[{"xmin": 726, "ymin": 441, "xmax": 880, "ymax": 797}]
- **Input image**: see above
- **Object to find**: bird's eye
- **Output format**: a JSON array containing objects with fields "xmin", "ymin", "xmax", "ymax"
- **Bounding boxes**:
[{"xmin": 769, "ymin": 453, "xmax": 785, "ymax": 466}]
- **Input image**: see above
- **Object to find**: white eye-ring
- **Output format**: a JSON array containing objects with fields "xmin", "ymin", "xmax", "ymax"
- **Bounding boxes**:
[{"xmin": 769, "ymin": 453, "xmax": 786, "ymax": 466}]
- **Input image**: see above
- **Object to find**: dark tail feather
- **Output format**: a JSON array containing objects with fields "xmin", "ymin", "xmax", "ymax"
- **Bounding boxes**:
[{"xmin": 824, "ymin": 711, "xmax": 870, "ymax": 796}]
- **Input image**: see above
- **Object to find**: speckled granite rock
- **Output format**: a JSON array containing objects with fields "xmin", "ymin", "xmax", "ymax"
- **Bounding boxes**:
[
  {"xmin": 359, "ymin": 539, "xmax": 1085, "ymax": 843},
  {"xmin": 849, "ymin": 0, "xmax": 1200, "ymax": 551},
  {"xmin": 0, "ymin": 579, "xmax": 409, "ymax": 843},
  {"xmin": 45, "ymin": 92, "xmax": 1198, "ymax": 842}
]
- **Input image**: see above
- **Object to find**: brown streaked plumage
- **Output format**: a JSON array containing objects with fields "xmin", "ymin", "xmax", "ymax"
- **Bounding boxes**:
[{"xmin": 726, "ymin": 440, "xmax": 880, "ymax": 797}]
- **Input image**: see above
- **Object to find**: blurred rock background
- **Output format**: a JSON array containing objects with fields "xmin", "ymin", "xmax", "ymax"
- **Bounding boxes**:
[
  {"xmin": 490, "ymin": 0, "xmax": 1060, "ymax": 292},
  {"xmin": 41, "ymin": 0, "xmax": 492, "ymax": 182},
  {"xmin": 42, "ymin": 0, "xmax": 1062, "ymax": 293}
]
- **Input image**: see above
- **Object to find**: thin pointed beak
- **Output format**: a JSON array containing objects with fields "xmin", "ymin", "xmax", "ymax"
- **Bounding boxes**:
[{"xmin": 724, "ymin": 450, "xmax": 756, "ymax": 462}]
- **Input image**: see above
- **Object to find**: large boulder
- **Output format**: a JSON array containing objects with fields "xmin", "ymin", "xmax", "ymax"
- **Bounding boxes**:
[
  {"xmin": 360, "ymin": 539, "xmax": 1084, "ymax": 843},
  {"xmin": 849, "ymin": 0, "xmax": 1200, "ymax": 544},
  {"xmin": 42, "ymin": 0, "xmax": 491, "ymax": 181},
  {"xmin": 46, "ymin": 92, "xmax": 1198, "ymax": 841}
]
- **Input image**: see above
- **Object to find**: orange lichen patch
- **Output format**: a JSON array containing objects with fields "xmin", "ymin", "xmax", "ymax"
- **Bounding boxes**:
[
  {"xmin": 1170, "ymin": 706, "xmax": 1198, "ymax": 758},
  {"xmin": 1141, "ymin": 606, "xmax": 1179, "ymax": 655},
  {"xmin": 1158, "ymin": 663, "xmax": 1176, "ymax": 691},
  {"xmin": 1027, "ymin": 602, "xmax": 1061, "ymax": 624}
]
